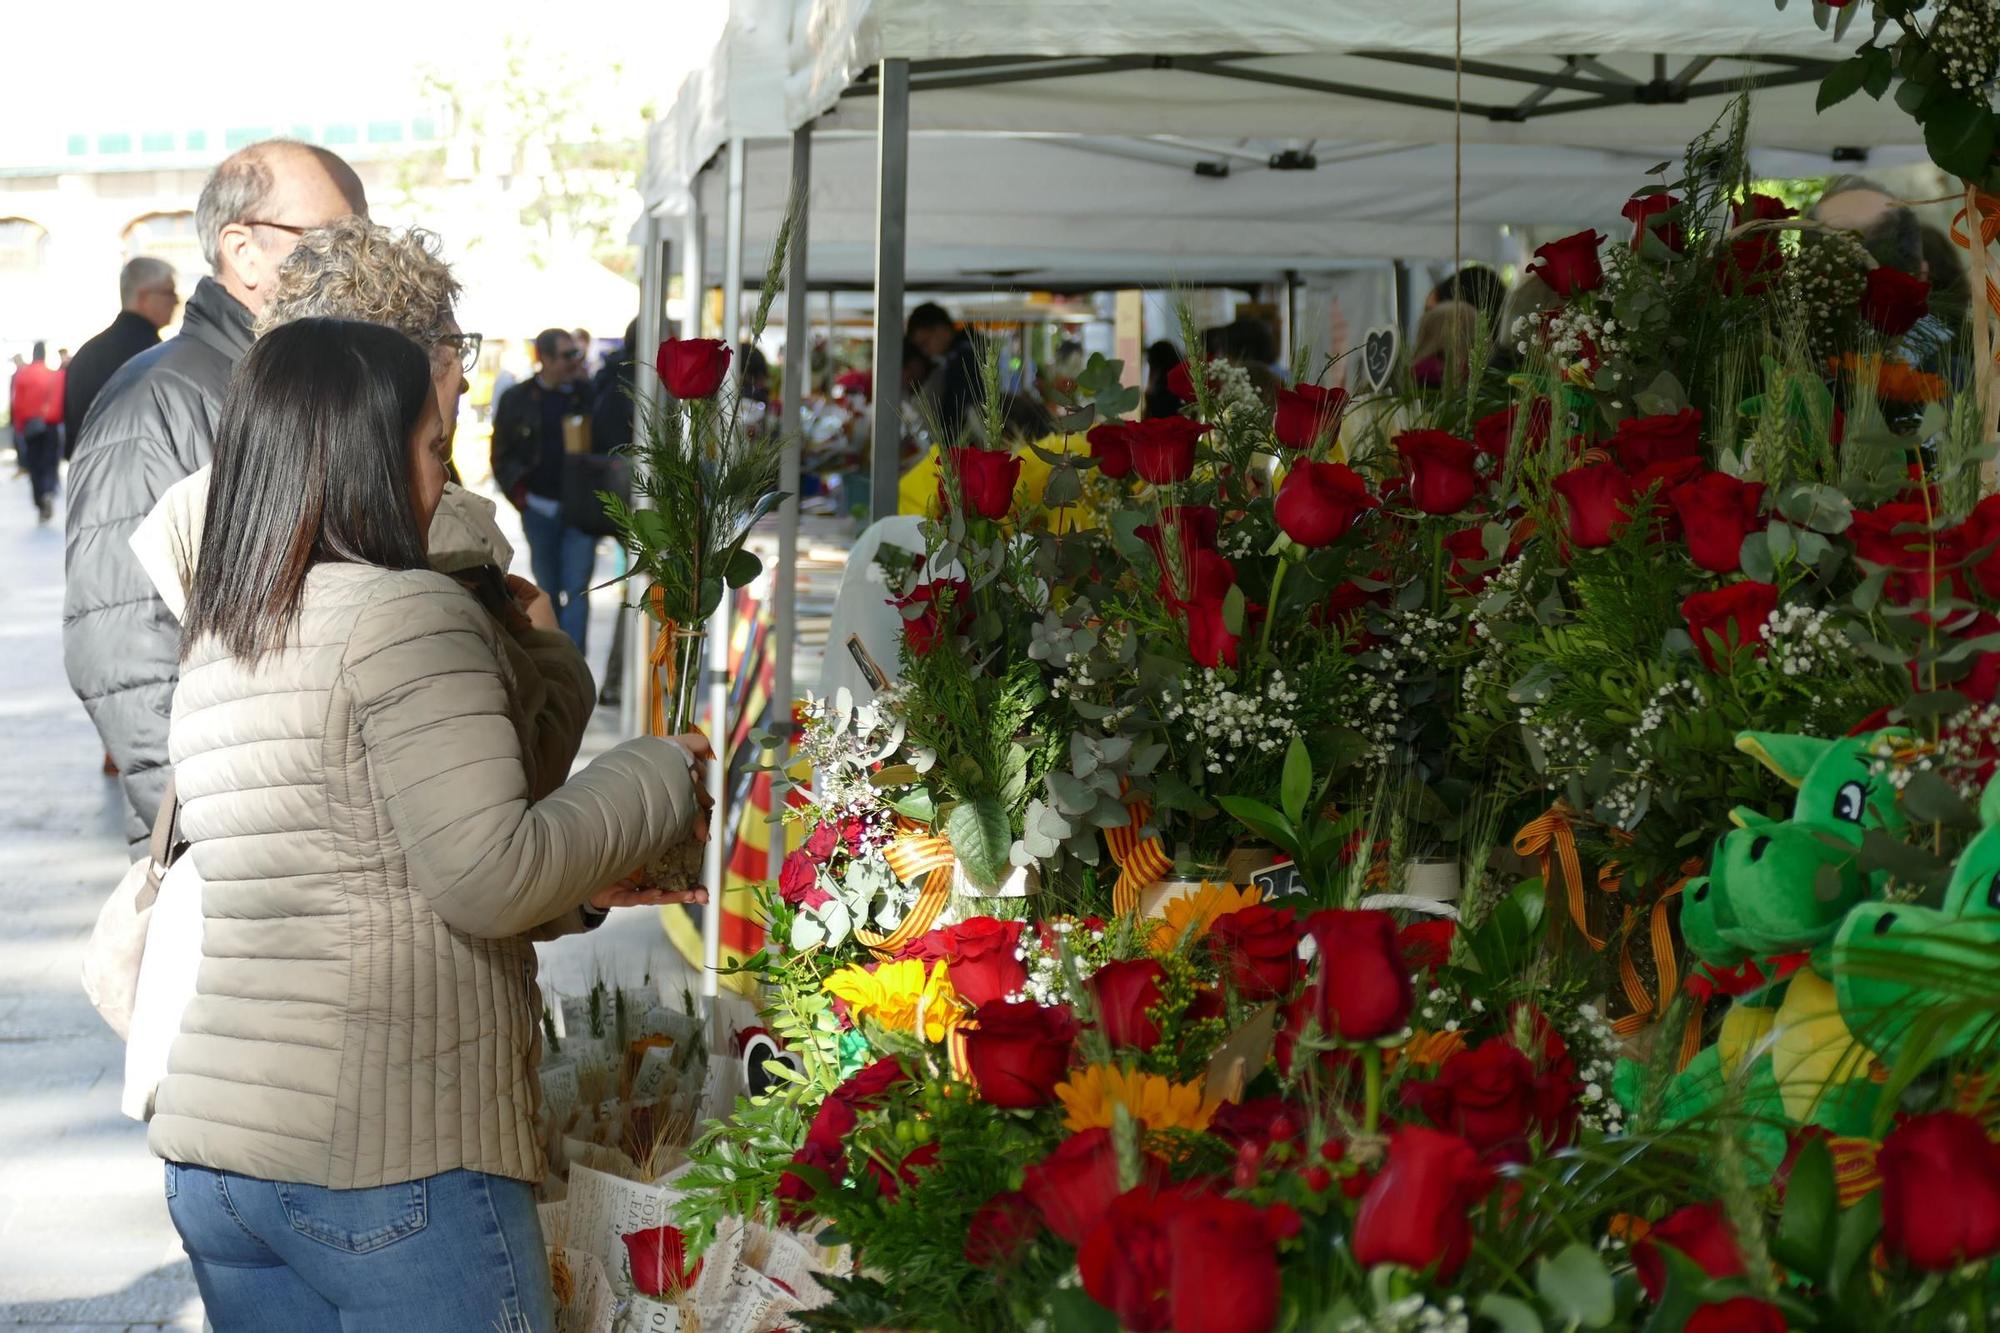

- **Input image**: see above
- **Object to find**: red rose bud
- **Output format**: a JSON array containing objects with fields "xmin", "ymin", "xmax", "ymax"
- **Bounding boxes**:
[
  {"xmin": 864, "ymin": 1140, "xmax": 939, "ymax": 1202},
  {"xmin": 1125, "ymin": 417, "xmax": 1211, "ymax": 485},
  {"xmin": 1633, "ymin": 1201, "xmax": 1747, "ymax": 1300},
  {"xmin": 1394, "ymin": 430, "xmax": 1481, "ymax": 515},
  {"xmin": 1087, "ymin": 958, "xmax": 1170, "ymax": 1051},
  {"xmin": 1669, "ymin": 472, "xmax": 1766, "ymax": 574},
  {"xmin": 1186, "ymin": 591, "xmax": 1242, "ymax": 669},
  {"xmin": 1022, "ymin": 1128, "xmax": 1168, "ymax": 1246},
  {"xmin": 1352, "ymin": 1126, "xmax": 1498, "ymax": 1279},
  {"xmin": 1682, "ymin": 582, "xmax": 1778, "ymax": 672},
  {"xmin": 1274, "ymin": 459, "xmax": 1375, "ymax": 547},
  {"xmin": 622, "ymin": 1225, "xmax": 702, "ymax": 1296},
  {"xmin": 1736, "ymin": 193, "xmax": 1798, "ymax": 225},
  {"xmin": 1403, "ymin": 1037, "xmax": 1545, "ymax": 1160},
  {"xmin": 1879, "ymin": 1111, "xmax": 2000, "ymax": 1271},
  {"xmin": 1086, "ymin": 422, "xmax": 1134, "ymax": 479},
  {"xmin": 1166, "ymin": 359, "xmax": 1197, "ymax": 402},
  {"xmin": 962, "ymin": 999, "xmax": 1078, "ymax": 1108},
  {"xmin": 1397, "ymin": 919, "xmax": 1456, "ymax": 977},
  {"xmin": 1851, "ymin": 501, "xmax": 1964, "ymax": 604},
  {"xmin": 1163, "ymin": 1193, "xmax": 1294, "ymax": 1333},
  {"xmin": 1299, "ymin": 909, "xmax": 1412, "ymax": 1041},
  {"xmin": 1076, "ymin": 1186, "xmax": 1189, "ymax": 1332},
  {"xmin": 1136, "ymin": 504, "xmax": 1221, "ymax": 574},
  {"xmin": 1961, "ymin": 493, "xmax": 2000, "ymax": 600},
  {"xmin": 777, "ymin": 849, "xmax": 830, "ymax": 909},
  {"xmin": 890, "ymin": 577, "xmax": 973, "ymax": 656},
  {"xmin": 656, "ymin": 338, "xmax": 732, "ymax": 399},
  {"xmin": 1553, "ymin": 462, "xmax": 1637, "ymax": 549},
  {"xmin": 1686, "ymin": 1299, "xmax": 1788, "ymax": 1333},
  {"xmin": 1608, "ymin": 408, "xmax": 1703, "ymax": 472},
  {"xmin": 941, "ymin": 917, "xmax": 1029, "ymax": 1008},
  {"xmin": 1527, "ymin": 229, "xmax": 1606, "ymax": 297},
  {"xmin": 964, "ymin": 1189, "xmax": 1042, "ymax": 1268},
  {"xmin": 803, "ymin": 822, "xmax": 838, "ymax": 863},
  {"xmin": 943, "ymin": 445, "xmax": 1021, "ymax": 520},
  {"xmin": 1622, "ymin": 192, "xmax": 1685, "ymax": 254},
  {"xmin": 1862, "ymin": 265, "xmax": 1932, "ymax": 337},
  {"xmin": 1205, "ymin": 904, "xmax": 1304, "ymax": 1000},
  {"xmin": 1274, "ymin": 382, "xmax": 1349, "ymax": 450},
  {"xmin": 1472, "ymin": 401, "xmax": 1551, "ymax": 460}
]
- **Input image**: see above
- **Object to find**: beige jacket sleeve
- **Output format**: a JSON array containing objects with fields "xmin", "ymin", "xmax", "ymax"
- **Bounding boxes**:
[{"xmin": 342, "ymin": 578, "xmax": 698, "ymax": 939}]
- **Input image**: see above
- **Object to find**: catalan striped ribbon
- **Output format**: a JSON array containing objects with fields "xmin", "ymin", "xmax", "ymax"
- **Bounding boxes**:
[
  {"xmin": 855, "ymin": 818, "xmax": 957, "ymax": 960},
  {"xmin": 1601, "ymin": 863, "xmax": 1701, "ymax": 1072},
  {"xmin": 1104, "ymin": 794, "xmax": 1173, "ymax": 918},
  {"xmin": 1513, "ymin": 802, "xmax": 1602, "ymax": 950}
]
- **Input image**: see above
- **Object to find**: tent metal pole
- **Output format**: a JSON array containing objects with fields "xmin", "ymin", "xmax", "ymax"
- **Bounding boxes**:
[
  {"xmin": 772, "ymin": 125, "xmax": 811, "ymax": 886},
  {"xmin": 625, "ymin": 214, "xmax": 669, "ymax": 742},
  {"xmin": 869, "ymin": 57, "xmax": 911, "ymax": 523}
]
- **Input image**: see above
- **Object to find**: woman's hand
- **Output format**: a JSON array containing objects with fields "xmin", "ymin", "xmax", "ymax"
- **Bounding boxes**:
[
  {"xmin": 589, "ymin": 874, "xmax": 709, "ymax": 910},
  {"xmin": 505, "ymin": 574, "xmax": 559, "ymax": 634}
]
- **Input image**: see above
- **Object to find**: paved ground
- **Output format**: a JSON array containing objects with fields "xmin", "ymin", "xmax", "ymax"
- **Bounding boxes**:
[{"xmin": 0, "ymin": 468, "xmax": 843, "ymax": 1329}]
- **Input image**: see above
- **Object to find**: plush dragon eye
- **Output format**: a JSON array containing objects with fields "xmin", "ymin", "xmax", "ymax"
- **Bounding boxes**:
[
  {"xmin": 1986, "ymin": 870, "xmax": 2000, "ymax": 914},
  {"xmin": 1833, "ymin": 780, "xmax": 1867, "ymax": 824}
]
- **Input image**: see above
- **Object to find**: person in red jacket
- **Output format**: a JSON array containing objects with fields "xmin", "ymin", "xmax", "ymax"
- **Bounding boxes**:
[{"xmin": 10, "ymin": 341, "xmax": 64, "ymax": 521}]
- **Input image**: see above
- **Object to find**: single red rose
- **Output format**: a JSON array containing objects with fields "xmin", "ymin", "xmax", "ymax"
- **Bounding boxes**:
[
  {"xmin": 891, "ymin": 577, "xmax": 973, "ymax": 656},
  {"xmin": 961, "ymin": 999, "xmax": 1078, "ymax": 1108},
  {"xmin": 1473, "ymin": 401, "xmax": 1552, "ymax": 460},
  {"xmin": 1166, "ymin": 360, "xmax": 1198, "ymax": 402},
  {"xmin": 964, "ymin": 1190, "xmax": 1042, "ymax": 1268},
  {"xmin": 1633, "ymin": 1201, "xmax": 1747, "ymax": 1300},
  {"xmin": 776, "ymin": 1133, "xmax": 845, "ymax": 1224},
  {"xmin": 778, "ymin": 849, "xmax": 830, "ymax": 910},
  {"xmin": 864, "ymin": 1140, "xmax": 940, "ymax": 1202},
  {"xmin": 1207, "ymin": 1097, "xmax": 1303, "ymax": 1151},
  {"xmin": 1959, "ymin": 493, "xmax": 2000, "ymax": 599},
  {"xmin": 1164, "ymin": 1192, "xmax": 1294, "ymax": 1333},
  {"xmin": 1206, "ymin": 904, "xmax": 1304, "ymax": 1000},
  {"xmin": 1088, "ymin": 958, "xmax": 1170, "ymax": 1051},
  {"xmin": 1087, "ymin": 422, "xmax": 1134, "ymax": 480},
  {"xmin": 1527, "ymin": 230, "xmax": 1606, "ymax": 297},
  {"xmin": 838, "ymin": 815, "xmax": 868, "ymax": 854},
  {"xmin": 939, "ymin": 917, "xmax": 1028, "ymax": 1008},
  {"xmin": 1352, "ymin": 1126, "xmax": 1499, "ymax": 1279},
  {"xmin": 622, "ymin": 1225, "xmax": 702, "ymax": 1296},
  {"xmin": 1683, "ymin": 582, "xmax": 1779, "ymax": 672},
  {"xmin": 1608, "ymin": 409, "xmax": 1703, "ymax": 473},
  {"xmin": 1022, "ymin": 1128, "xmax": 1168, "ymax": 1246},
  {"xmin": 1851, "ymin": 501, "xmax": 1964, "ymax": 604},
  {"xmin": 1720, "ymin": 201, "xmax": 1792, "ymax": 299},
  {"xmin": 1862, "ymin": 266, "xmax": 1932, "ymax": 337},
  {"xmin": 656, "ymin": 338, "xmax": 732, "ymax": 399},
  {"xmin": 1317, "ymin": 580, "xmax": 1382, "ymax": 645},
  {"xmin": 1275, "ymin": 459, "xmax": 1375, "ymax": 547},
  {"xmin": 1395, "ymin": 430, "xmax": 1481, "ymax": 515},
  {"xmin": 1444, "ymin": 526, "xmax": 1502, "ymax": 594},
  {"xmin": 943, "ymin": 445, "xmax": 1021, "ymax": 520},
  {"xmin": 1553, "ymin": 462, "xmax": 1637, "ymax": 549},
  {"xmin": 1686, "ymin": 1298, "xmax": 1788, "ymax": 1333},
  {"xmin": 1076, "ymin": 1186, "xmax": 1192, "ymax": 1332},
  {"xmin": 1737, "ymin": 193, "xmax": 1798, "ymax": 225},
  {"xmin": 1125, "ymin": 417, "xmax": 1211, "ymax": 485},
  {"xmin": 804, "ymin": 822, "xmax": 838, "ymax": 864},
  {"xmin": 1274, "ymin": 382, "xmax": 1349, "ymax": 449},
  {"xmin": 1879, "ymin": 1111, "xmax": 2000, "ymax": 1270},
  {"xmin": 1403, "ymin": 1037, "xmax": 1543, "ymax": 1159},
  {"xmin": 1297, "ymin": 909, "xmax": 1412, "ymax": 1042},
  {"xmin": 1670, "ymin": 472, "xmax": 1766, "ymax": 574},
  {"xmin": 1398, "ymin": 920, "xmax": 1456, "ymax": 977},
  {"xmin": 1622, "ymin": 192, "xmax": 1685, "ymax": 254}
]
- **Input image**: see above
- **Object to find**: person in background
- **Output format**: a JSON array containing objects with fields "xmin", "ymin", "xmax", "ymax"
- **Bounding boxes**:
[
  {"xmin": 11, "ymin": 340, "xmax": 64, "ymax": 521},
  {"xmin": 1814, "ymin": 176, "xmax": 1963, "ymax": 382},
  {"xmin": 572, "ymin": 326, "xmax": 593, "ymax": 376},
  {"xmin": 740, "ymin": 343, "xmax": 772, "ymax": 405},
  {"xmin": 492, "ymin": 328, "xmax": 597, "ymax": 648},
  {"xmin": 1918, "ymin": 223, "xmax": 1971, "ymax": 330},
  {"xmin": 1427, "ymin": 264, "xmax": 1506, "ymax": 334},
  {"xmin": 65, "ymin": 258, "xmax": 179, "ymax": 457},
  {"xmin": 589, "ymin": 318, "xmax": 639, "ymax": 455},
  {"xmin": 65, "ymin": 139, "xmax": 366, "ymax": 854},
  {"xmin": 1143, "ymin": 339, "xmax": 1182, "ymax": 419},
  {"xmin": 906, "ymin": 301, "xmax": 981, "ymax": 435},
  {"xmin": 1408, "ymin": 301, "xmax": 1479, "ymax": 390}
]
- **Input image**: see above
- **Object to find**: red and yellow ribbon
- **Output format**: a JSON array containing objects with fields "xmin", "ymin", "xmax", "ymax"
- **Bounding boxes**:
[
  {"xmin": 856, "ymin": 818, "xmax": 956, "ymax": 960},
  {"xmin": 1106, "ymin": 795, "xmax": 1173, "ymax": 917},
  {"xmin": 1513, "ymin": 802, "xmax": 1603, "ymax": 950}
]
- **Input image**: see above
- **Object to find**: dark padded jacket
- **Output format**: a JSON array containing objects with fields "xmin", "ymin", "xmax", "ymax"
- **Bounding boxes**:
[{"xmin": 63, "ymin": 277, "xmax": 254, "ymax": 851}]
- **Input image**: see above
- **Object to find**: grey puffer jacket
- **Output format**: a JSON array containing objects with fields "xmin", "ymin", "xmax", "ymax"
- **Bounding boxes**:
[
  {"xmin": 149, "ymin": 563, "xmax": 699, "ymax": 1188},
  {"xmin": 64, "ymin": 277, "xmax": 254, "ymax": 851}
]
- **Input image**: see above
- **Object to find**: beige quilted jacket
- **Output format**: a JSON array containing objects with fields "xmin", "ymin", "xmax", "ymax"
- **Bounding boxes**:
[{"xmin": 148, "ymin": 562, "xmax": 698, "ymax": 1188}]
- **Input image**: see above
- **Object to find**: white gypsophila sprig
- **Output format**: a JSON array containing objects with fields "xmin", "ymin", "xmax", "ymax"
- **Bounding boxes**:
[
  {"xmin": 1934, "ymin": 0, "xmax": 2000, "ymax": 90},
  {"xmin": 1761, "ymin": 603, "xmax": 1848, "ymax": 681},
  {"xmin": 1335, "ymin": 1294, "xmax": 1470, "ymax": 1333},
  {"xmin": 1600, "ymin": 677, "xmax": 1707, "ymax": 828},
  {"xmin": 1354, "ymin": 607, "xmax": 1458, "ymax": 763},
  {"xmin": 1164, "ymin": 668, "xmax": 1302, "ymax": 774},
  {"xmin": 1557, "ymin": 1001, "xmax": 1627, "ymax": 1135}
]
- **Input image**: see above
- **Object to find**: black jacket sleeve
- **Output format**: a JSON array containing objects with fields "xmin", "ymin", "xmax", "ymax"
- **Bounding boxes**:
[{"xmin": 490, "ymin": 383, "xmax": 539, "ymax": 504}]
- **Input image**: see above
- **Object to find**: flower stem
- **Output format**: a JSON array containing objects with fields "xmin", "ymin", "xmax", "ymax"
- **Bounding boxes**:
[
  {"xmin": 1259, "ymin": 556, "xmax": 1291, "ymax": 662},
  {"xmin": 1968, "ymin": 1277, "xmax": 1989, "ymax": 1333},
  {"xmin": 1361, "ymin": 1046, "xmax": 1384, "ymax": 1137}
]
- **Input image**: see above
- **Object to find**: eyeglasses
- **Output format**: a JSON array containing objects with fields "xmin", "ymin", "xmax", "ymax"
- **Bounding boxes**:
[
  {"xmin": 239, "ymin": 219, "xmax": 313, "ymax": 238},
  {"xmin": 436, "ymin": 331, "xmax": 483, "ymax": 376},
  {"xmin": 559, "ymin": 348, "xmax": 584, "ymax": 361}
]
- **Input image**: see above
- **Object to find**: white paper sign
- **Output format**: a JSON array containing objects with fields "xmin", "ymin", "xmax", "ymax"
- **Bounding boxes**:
[
  {"xmin": 631, "ymin": 1046, "xmax": 681, "ymax": 1103},
  {"xmin": 564, "ymin": 1163, "xmax": 682, "ymax": 1273},
  {"xmin": 635, "ymin": 1006, "xmax": 701, "ymax": 1047}
]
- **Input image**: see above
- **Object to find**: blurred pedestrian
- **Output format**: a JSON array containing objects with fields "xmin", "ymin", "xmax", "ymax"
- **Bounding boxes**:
[
  {"xmin": 573, "ymin": 326, "xmax": 593, "ymax": 375},
  {"xmin": 906, "ymin": 301, "xmax": 980, "ymax": 435},
  {"xmin": 65, "ymin": 138, "xmax": 366, "ymax": 854},
  {"xmin": 10, "ymin": 340, "xmax": 63, "ymax": 520},
  {"xmin": 64, "ymin": 257, "xmax": 178, "ymax": 455},
  {"xmin": 1427, "ymin": 265, "xmax": 1506, "ymax": 334},
  {"xmin": 1143, "ymin": 339, "xmax": 1182, "ymax": 419},
  {"xmin": 492, "ymin": 328, "xmax": 597, "ymax": 648}
]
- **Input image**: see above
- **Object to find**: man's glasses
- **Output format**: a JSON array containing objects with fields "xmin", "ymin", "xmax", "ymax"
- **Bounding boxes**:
[
  {"xmin": 559, "ymin": 348, "xmax": 584, "ymax": 361},
  {"xmin": 437, "ymin": 332, "xmax": 483, "ymax": 377},
  {"xmin": 239, "ymin": 219, "xmax": 312, "ymax": 238}
]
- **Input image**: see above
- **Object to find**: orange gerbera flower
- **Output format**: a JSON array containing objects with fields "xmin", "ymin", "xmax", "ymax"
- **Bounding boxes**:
[
  {"xmin": 1148, "ymin": 882, "xmax": 1261, "ymax": 951},
  {"xmin": 1056, "ymin": 1064, "xmax": 1215, "ymax": 1134}
]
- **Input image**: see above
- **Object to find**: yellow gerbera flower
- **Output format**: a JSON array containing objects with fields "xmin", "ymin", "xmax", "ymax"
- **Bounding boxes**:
[
  {"xmin": 823, "ymin": 959, "xmax": 963, "ymax": 1041},
  {"xmin": 1148, "ymin": 882, "xmax": 1262, "ymax": 952},
  {"xmin": 1056, "ymin": 1064, "xmax": 1215, "ymax": 1134}
]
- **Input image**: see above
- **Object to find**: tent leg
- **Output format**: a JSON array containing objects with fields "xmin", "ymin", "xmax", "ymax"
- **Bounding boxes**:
[
  {"xmin": 772, "ymin": 126, "xmax": 811, "ymax": 885},
  {"xmin": 869, "ymin": 57, "xmax": 910, "ymax": 522}
]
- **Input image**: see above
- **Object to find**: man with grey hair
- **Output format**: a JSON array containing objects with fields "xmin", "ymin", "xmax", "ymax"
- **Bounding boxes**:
[
  {"xmin": 65, "ymin": 139, "xmax": 365, "ymax": 852},
  {"xmin": 62, "ymin": 257, "xmax": 179, "ymax": 457}
]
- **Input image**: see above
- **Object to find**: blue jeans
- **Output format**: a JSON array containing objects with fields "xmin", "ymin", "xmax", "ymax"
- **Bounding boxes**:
[
  {"xmin": 521, "ymin": 504, "xmax": 598, "ymax": 649},
  {"xmin": 164, "ymin": 1161, "xmax": 555, "ymax": 1333}
]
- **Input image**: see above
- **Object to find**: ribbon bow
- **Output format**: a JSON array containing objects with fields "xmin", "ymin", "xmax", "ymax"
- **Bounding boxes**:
[{"xmin": 855, "ymin": 818, "xmax": 956, "ymax": 960}]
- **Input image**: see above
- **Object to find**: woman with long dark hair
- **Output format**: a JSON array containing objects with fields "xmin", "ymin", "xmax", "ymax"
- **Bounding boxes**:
[{"xmin": 153, "ymin": 318, "xmax": 706, "ymax": 1331}]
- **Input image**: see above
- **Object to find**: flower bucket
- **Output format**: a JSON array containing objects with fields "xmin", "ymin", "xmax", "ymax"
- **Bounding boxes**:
[
  {"xmin": 1137, "ymin": 879, "xmax": 1209, "ymax": 919},
  {"xmin": 1405, "ymin": 860, "xmax": 1462, "ymax": 904},
  {"xmin": 950, "ymin": 861, "xmax": 1039, "ymax": 899}
]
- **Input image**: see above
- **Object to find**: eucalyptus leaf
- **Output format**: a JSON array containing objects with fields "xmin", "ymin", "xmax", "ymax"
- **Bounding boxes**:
[
  {"xmin": 1537, "ymin": 1242, "xmax": 1616, "ymax": 1328},
  {"xmin": 946, "ymin": 797, "xmax": 1014, "ymax": 891},
  {"xmin": 1476, "ymin": 1295, "xmax": 1543, "ymax": 1333}
]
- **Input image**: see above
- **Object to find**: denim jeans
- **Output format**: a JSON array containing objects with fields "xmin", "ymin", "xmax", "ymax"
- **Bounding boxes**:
[
  {"xmin": 20, "ymin": 426, "xmax": 58, "ymax": 508},
  {"xmin": 164, "ymin": 1161, "xmax": 554, "ymax": 1333},
  {"xmin": 520, "ymin": 504, "xmax": 599, "ymax": 650}
]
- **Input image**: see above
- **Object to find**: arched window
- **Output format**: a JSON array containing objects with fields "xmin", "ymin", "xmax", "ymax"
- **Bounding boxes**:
[
  {"xmin": 0, "ymin": 217, "xmax": 49, "ymax": 274},
  {"xmin": 123, "ymin": 210, "xmax": 202, "ymax": 291}
]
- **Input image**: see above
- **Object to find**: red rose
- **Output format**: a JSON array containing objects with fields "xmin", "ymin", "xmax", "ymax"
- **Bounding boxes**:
[
  {"xmin": 1473, "ymin": 402, "xmax": 1551, "ymax": 459},
  {"xmin": 1022, "ymin": 1128, "xmax": 1168, "ymax": 1245},
  {"xmin": 1682, "ymin": 582, "xmax": 1778, "ymax": 672},
  {"xmin": 964, "ymin": 1189, "xmax": 1042, "ymax": 1268},
  {"xmin": 1398, "ymin": 919, "xmax": 1456, "ymax": 977},
  {"xmin": 1166, "ymin": 360, "xmax": 1198, "ymax": 402},
  {"xmin": 1295, "ymin": 909, "xmax": 1412, "ymax": 1042},
  {"xmin": 943, "ymin": 445, "xmax": 1021, "ymax": 521},
  {"xmin": 1608, "ymin": 409, "xmax": 1702, "ymax": 472},
  {"xmin": 1719, "ymin": 198, "xmax": 1794, "ymax": 298},
  {"xmin": 1961, "ymin": 493, "xmax": 2000, "ymax": 599},
  {"xmin": 622, "ymin": 1225, "xmax": 702, "ymax": 1296},
  {"xmin": 778, "ymin": 849, "xmax": 830, "ymax": 910},
  {"xmin": 1444, "ymin": 525, "xmax": 1510, "ymax": 594},
  {"xmin": 1207, "ymin": 1097, "xmax": 1302, "ymax": 1151},
  {"xmin": 1403, "ymin": 1037, "xmax": 1541, "ymax": 1158},
  {"xmin": 656, "ymin": 338, "xmax": 731, "ymax": 399},
  {"xmin": 1136, "ymin": 504, "xmax": 1221, "ymax": 579},
  {"xmin": 1527, "ymin": 230, "xmax": 1606, "ymax": 298},
  {"xmin": 1163, "ymin": 1193, "xmax": 1297, "ymax": 1333},
  {"xmin": 942, "ymin": 917, "xmax": 1028, "ymax": 1008},
  {"xmin": 1206, "ymin": 904, "xmax": 1304, "ymax": 1000},
  {"xmin": 1395, "ymin": 430, "xmax": 1481, "ymax": 515},
  {"xmin": 838, "ymin": 815, "xmax": 868, "ymax": 854},
  {"xmin": 1862, "ymin": 266, "xmax": 1932, "ymax": 337},
  {"xmin": 1851, "ymin": 501, "xmax": 1963, "ymax": 604},
  {"xmin": 1274, "ymin": 382, "xmax": 1349, "ymax": 450},
  {"xmin": 1686, "ymin": 1298, "xmax": 1788, "ymax": 1333},
  {"xmin": 1275, "ymin": 459, "xmax": 1375, "ymax": 547},
  {"xmin": 1737, "ymin": 193, "xmax": 1798, "ymax": 224},
  {"xmin": 863, "ymin": 1140, "xmax": 940, "ymax": 1202},
  {"xmin": 961, "ymin": 999, "xmax": 1078, "ymax": 1108},
  {"xmin": 1878, "ymin": 1111, "xmax": 2000, "ymax": 1271},
  {"xmin": 1351, "ymin": 1126, "xmax": 1498, "ymax": 1279},
  {"xmin": 1087, "ymin": 422, "xmax": 1133, "ymax": 480},
  {"xmin": 1670, "ymin": 472, "xmax": 1766, "ymax": 575},
  {"xmin": 1317, "ymin": 580, "xmax": 1382, "ymax": 644},
  {"xmin": 1633, "ymin": 1201, "xmax": 1747, "ymax": 1300},
  {"xmin": 1076, "ymin": 1186, "xmax": 1192, "ymax": 1332},
  {"xmin": 1087, "ymin": 958, "xmax": 1170, "ymax": 1051},
  {"xmin": 804, "ymin": 822, "xmax": 838, "ymax": 863},
  {"xmin": 891, "ymin": 577, "xmax": 973, "ymax": 656},
  {"xmin": 1622, "ymin": 192, "xmax": 1685, "ymax": 254},
  {"xmin": 1125, "ymin": 417, "xmax": 1210, "ymax": 485},
  {"xmin": 1553, "ymin": 462, "xmax": 1637, "ymax": 549}
]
